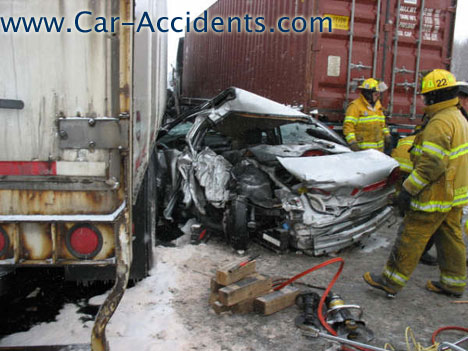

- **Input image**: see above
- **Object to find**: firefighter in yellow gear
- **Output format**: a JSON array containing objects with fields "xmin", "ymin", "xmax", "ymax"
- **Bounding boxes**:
[
  {"xmin": 364, "ymin": 69, "xmax": 468, "ymax": 297},
  {"xmin": 343, "ymin": 78, "xmax": 392, "ymax": 152},
  {"xmin": 391, "ymin": 124, "xmax": 438, "ymax": 266},
  {"xmin": 391, "ymin": 121, "xmax": 427, "ymax": 185},
  {"xmin": 391, "ymin": 135, "xmax": 416, "ymax": 175}
]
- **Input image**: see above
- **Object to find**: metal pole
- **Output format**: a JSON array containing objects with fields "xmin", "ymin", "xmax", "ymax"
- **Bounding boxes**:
[
  {"xmin": 389, "ymin": 0, "xmax": 402, "ymax": 115},
  {"xmin": 373, "ymin": 0, "xmax": 382, "ymax": 77},
  {"xmin": 345, "ymin": 0, "xmax": 356, "ymax": 109},
  {"xmin": 440, "ymin": 336, "xmax": 468, "ymax": 351},
  {"xmin": 439, "ymin": 342, "xmax": 467, "ymax": 351},
  {"xmin": 411, "ymin": 0, "xmax": 426, "ymax": 119},
  {"xmin": 313, "ymin": 330, "xmax": 391, "ymax": 351}
]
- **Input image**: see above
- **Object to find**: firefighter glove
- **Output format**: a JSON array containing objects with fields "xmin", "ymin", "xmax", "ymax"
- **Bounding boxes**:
[
  {"xmin": 349, "ymin": 142, "xmax": 360, "ymax": 152},
  {"xmin": 395, "ymin": 188, "xmax": 412, "ymax": 216}
]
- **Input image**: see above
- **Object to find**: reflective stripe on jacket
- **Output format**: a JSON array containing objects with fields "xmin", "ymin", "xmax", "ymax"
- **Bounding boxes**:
[
  {"xmin": 391, "ymin": 135, "xmax": 415, "ymax": 173},
  {"xmin": 403, "ymin": 98, "xmax": 468, "ymax": 212},
  {"xmin": 343, "ymin": 95, "xmax": 389, "ymax": 152}
]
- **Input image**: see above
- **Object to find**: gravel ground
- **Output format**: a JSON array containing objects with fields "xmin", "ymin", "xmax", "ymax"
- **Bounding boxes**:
[{"xmin": 160, "ymin": 213, "xmax": 467, "ymax": 351}]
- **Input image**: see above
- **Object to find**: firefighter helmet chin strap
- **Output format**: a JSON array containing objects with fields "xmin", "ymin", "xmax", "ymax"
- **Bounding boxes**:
[
  {"xmin": 423, "ymin": 87, "xmax": 458, "ymax": 106},
  {"xmin": 361, "ymin": 89, "xmax": 376, "ymax": 107}
]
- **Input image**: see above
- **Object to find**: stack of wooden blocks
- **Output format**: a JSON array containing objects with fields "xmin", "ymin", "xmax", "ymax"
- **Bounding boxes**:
[{"xmin": 210, "ymin": 258, "xmax": 301, "ymax": 315}]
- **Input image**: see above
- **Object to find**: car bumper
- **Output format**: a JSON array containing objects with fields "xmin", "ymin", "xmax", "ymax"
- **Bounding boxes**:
[{"xmin": 291, "ymin": 206, "xmax": 394, "ymax": 255}]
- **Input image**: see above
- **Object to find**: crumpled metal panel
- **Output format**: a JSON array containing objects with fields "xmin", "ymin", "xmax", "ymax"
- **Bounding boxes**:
[
  {"xmin": 177, "ymin": 151, "xmax": 206, "ymax": 215},
  {"xmin": 278, "ymin": 150, "xmax": 398, "ymax": 190},
  {"xmin": 194, "ymin": 148, "xmax": 232, "ymax": 208},
  {"xmin": 294, "ymin": 207, "xmax": 394, "ymax": 256},
  {"xmin": 208, "ymin": 88, "xmax": 311, "ymax": 123},
  {"xmin": 231, "ymin": 159, "xmax": 274, "ymax": 208},
  {"xmin": 248, "ymin": 143, "xmax": 349, "ymax": 163}
]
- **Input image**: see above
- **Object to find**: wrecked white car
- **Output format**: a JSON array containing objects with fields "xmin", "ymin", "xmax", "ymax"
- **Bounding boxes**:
[{"xmin": 156, "ymin": 88, "xmax": 399, "ymax": 255}]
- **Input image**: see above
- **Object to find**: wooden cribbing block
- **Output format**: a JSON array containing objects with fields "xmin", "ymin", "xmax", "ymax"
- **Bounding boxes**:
[
  {"xmin": 254, "ymin": 286, "xmax": 301, "ymax": 315},
  {"xmin": 211, "ymin": 277, "xmax": 223, "ymax": 292},
  {"xmin": 209, "ymin": 278, "xmax": 225, "ymax": 305},
  {"xmin": 216, "ymin": 260, "xmax": 256, "ymax": 286},
  {"xmin": 212, "ymin": 300, "xmax": 230, "ymax": 314},
  {"xmin": 231, "ymin": 298, "xmax": 256, "ymax": 314},
  {"xmin": 218, "ymin": 274, "xmax": 272, "ymax": 306}
]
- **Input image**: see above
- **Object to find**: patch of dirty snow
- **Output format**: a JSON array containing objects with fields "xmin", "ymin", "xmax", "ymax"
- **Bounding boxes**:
[{"xmin": 360, "ymin": 235, "xmax": 391, "ymax": 253}]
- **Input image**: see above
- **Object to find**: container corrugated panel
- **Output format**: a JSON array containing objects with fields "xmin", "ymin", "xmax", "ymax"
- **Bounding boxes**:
[{"xmin": 182, "ymin": 0, "xmax": 456, "ymax": 124}]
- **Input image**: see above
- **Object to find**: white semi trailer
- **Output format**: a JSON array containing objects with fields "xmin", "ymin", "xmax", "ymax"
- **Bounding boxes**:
[{"xmin": 0, "ymin": 0, "xmax": 167, "ymax": 349}]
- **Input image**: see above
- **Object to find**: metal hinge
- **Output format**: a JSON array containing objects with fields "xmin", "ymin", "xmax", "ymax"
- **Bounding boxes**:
[{"xmin": 58, "ymin": 117, "xmax": 129, "ymax": 150}]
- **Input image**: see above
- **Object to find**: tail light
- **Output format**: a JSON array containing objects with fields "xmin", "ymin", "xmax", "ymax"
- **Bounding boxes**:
[
  {"xmin": 0, "ymin": 226, "xmax": 9, "ymax": 257},
  {"xmin": 387, "ymin": 167, "xmax": 400, "ymax": 186},
  {"xmin": 302, "ymin": 150, "xmax": 325, "ymax": 157},
  {"xmin": 351, "ymin": 168, "xmax": 401, "ymax": 196},
  {"xmin": 66, "ymin": 224, "xmax": 102, "ymax": 259}
]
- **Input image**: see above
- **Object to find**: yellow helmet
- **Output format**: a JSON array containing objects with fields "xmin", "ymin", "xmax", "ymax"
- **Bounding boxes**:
[
  {"xmin": 358, "ymin": 78, "xmax": 380, "ymax": 91},
  {"xmin": 420, "ymin": 69, "xmax": 457, "ymax": 95}
]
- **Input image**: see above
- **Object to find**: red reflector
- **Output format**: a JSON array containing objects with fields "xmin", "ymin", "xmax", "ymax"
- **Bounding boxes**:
[
  {"xmin": 0, "ymin": 233, "xmax": 5, "ymax": 253},
  {"xmin": 70, "ymin": 227, "xmax": 99, "ymax": 255},
  {"xmin": 302, "ymin": 150, "xmax": 325, "ymax": 157},
  {"xmin": 0, "ymin": 227, "xmax": 9, "ymax": 256},
  {"xmin": 66, "ymin": 224, "xmax": 103, "ymax": 259}
]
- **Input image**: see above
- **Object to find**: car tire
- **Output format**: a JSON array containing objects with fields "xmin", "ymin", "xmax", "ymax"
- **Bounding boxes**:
[{"xmin": 227, "ymin": 196, "xmax": 250, "ymax": 251}]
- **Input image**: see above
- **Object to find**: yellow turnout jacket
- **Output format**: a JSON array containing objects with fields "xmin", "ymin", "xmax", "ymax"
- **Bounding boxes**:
[
  {"xmin": 403, "ymin": 98, "xmax": 468, "ymax": 212},
  {"xmin": 391, "ymin": 135, "xmax": 415, "ymax": 174},
  {"xmin": 343, "ymin": 95, "xmax": 390, "ymax": 151}
]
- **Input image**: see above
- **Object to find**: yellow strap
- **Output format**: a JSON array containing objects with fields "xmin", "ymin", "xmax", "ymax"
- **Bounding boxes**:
[
  {"xmin": 345, "ymin": 133, "xmax": 356, "ymax": 143},
  {"xmin": 383, "ymin": 266, "xmax": 408, "ymax": 286},
  {"xmin": 344, "ymin": 116, "xmax": 358, "ymax": 125}
]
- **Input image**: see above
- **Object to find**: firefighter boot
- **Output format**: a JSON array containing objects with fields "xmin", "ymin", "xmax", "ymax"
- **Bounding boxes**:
[
  {"xmin": 426, "ymin": 281, "xmax": 463, "ymax": 298},
  {"xmin": 363, "ymin": 272, "xmax": 398, "ymax": 297}
]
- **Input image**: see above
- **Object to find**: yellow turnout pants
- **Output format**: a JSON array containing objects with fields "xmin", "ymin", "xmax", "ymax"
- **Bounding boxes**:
[{"xmin": 382, "ymin": 207, "xmax": 466, "ymax": 294}]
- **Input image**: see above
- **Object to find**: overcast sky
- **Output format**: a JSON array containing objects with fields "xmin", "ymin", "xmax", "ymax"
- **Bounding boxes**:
[{"xmin": 167, "ymin": 1, "xmax": 468, "ymax": 70}]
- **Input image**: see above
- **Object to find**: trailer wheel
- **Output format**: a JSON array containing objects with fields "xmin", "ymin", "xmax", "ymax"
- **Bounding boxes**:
[{"xmin": 226, "ymin": 196, "xmax": 250, "ymax": 252}]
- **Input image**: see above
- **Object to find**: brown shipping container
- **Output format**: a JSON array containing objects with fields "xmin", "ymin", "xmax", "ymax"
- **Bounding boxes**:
[{"xmin": 181, "ymin": 0, "xmax": 457, "ymax": 125}]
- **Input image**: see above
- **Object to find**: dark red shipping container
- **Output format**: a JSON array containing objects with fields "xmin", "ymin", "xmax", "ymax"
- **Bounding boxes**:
[{"xmin": 181, "ymin": 0, "xmax": 457, "ymax": 125}]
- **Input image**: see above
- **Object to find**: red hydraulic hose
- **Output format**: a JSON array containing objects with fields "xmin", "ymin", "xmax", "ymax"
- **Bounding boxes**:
[
  {"xmin": 432, "ymin": 326, "xmax": 468, "ymax": 344},
  {"xmin": 274, "ymin": 257, "xmax": 371, "ymax": 351},
  {"xmin": 273, "ymin": 257, "xmax": 344, "ymax": 335}
]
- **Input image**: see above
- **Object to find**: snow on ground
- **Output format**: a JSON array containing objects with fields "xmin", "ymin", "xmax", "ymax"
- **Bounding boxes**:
[{"xmin": 0, "ymin": 245, "xmax": 196, "ymax": 350}]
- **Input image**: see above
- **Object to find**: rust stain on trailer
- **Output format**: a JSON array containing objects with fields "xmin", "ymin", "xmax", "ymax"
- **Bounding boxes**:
[
  {"xmin": 0, "ymin": 189, "xmax": 123, "ymax": 215},
  {"xmin": 20, "ymin": 223, "xmax": 53, "ymax": 261},
  {"xmin": 119, "ymin": 0, "xmax": 133, "ymax": 114}
]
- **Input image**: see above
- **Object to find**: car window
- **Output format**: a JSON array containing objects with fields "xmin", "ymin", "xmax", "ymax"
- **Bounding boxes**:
[
  {"xmin": 280, "ymin": 122, "xmax": 319, "ymax": 144},
  {"xmin": 166, "ymin": 122, "xmax": 193, "ymax": 136},
  {"xmin": 280, "ymin": 121, "xmax": 346, "ymax": 145}
]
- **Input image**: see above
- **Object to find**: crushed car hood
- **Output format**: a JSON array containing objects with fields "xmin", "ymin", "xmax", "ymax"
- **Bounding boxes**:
[
  {"xmin": 277, "ymin": 149, "xmax": 399, "ymax": 190},
  {"xmin": 210, "ymin": 88, "xmax": 311, "ymax": 122}
]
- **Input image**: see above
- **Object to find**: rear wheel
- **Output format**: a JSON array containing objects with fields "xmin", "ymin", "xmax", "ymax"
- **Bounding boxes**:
[{"xmin": 226, "ymin": 196, "xmax": 250, "ymax": 252}]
